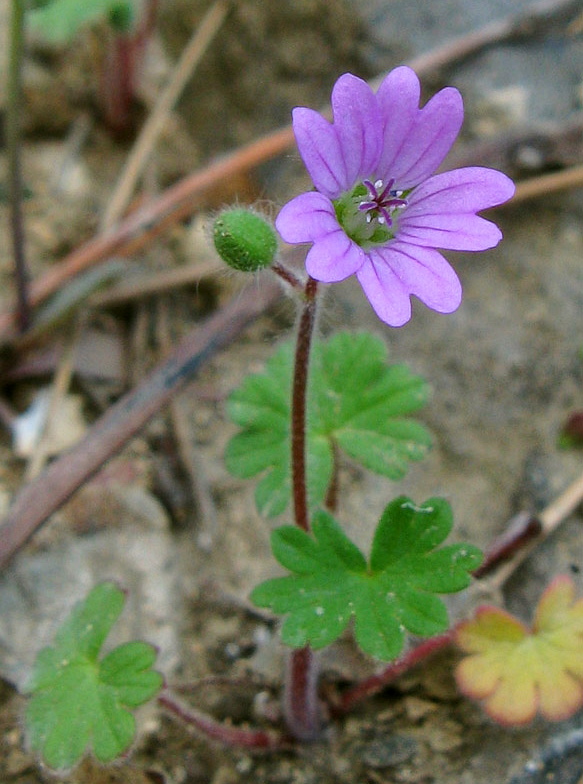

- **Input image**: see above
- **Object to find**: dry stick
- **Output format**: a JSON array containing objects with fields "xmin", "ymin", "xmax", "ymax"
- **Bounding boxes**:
[
  {"xmin": 2, "ymin": 0, "xmax": 575, "ymax": 343},
  {"xmin": 89, "ymin": 259, "xmax": 223, "ymax": 308},
  {"xmin": 101, "ymin": 0, "xmax": 229, "ymax": 229},
  {"xmin": 24, "ymin": 317, "xmax": 83, "ymax": 481},
  {"xmin": 377, "ymin": 0, "xmax": 581, "ymax": 85},
  {"xmin": 512, "ymin": 163, "xmax": 583, "ymax": 204},
  {"xmin": 156, "ymin": 297, "xmax": 218, "ymax": 551},
  {"xmin": 0, "ymin": 279, "xmax": 281, "ymax": 570},
  {"xmin": 485, "ymin": 469, "xmax": 583, "ymax": 591}
]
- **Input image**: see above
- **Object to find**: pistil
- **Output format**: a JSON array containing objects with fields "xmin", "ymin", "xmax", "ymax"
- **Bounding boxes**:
[{"xmin": 359, "ymin": 179, "xmax": 407, "ymax": 227}]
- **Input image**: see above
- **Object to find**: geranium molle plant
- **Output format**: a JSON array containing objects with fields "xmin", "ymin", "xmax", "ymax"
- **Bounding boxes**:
[
  {"xmin": 211, "ymin": 68, "xmax": 514, "ymax": 745},
  {"xmin": 20, "ymin": 65, "xmax": 572, "ymax": 774},
  {"xmin": 276, "ymin": 66, "xmax": 515, "ymax": 325}
]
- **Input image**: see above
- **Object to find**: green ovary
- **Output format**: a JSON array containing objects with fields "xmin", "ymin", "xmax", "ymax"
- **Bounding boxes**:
[{"xmin": 333, "ymin": 183, "xmax": 399, "ymax": 249}]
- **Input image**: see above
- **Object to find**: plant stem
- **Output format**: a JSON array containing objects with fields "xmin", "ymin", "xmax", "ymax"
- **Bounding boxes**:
[
  {"xmin": 101, "ymin": 0, "xmax": 159, "ymax": 137},
  {"xmin": 291, "ymin": 276, "xmax": 318, "ymax": 533},
  {"xmin": 333, "ymin": 632, "xmax": 454, "ymax": 716},
  {"xmin": 271, "ymin": 261, "xmax": 304, "ymax": 292},
  {"xmin": 159, "ymin": 690, "xmax": 290, "ymax": 750},
  {"xmin": 284, "ymin": 275, "xmax": 320, "ymax": 741},
  {"xmin": 7, "ymin": 0, "xmax": 31, "ymax": 332}
]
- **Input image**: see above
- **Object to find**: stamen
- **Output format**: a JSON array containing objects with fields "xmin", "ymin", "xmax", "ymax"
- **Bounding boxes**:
[{"xmin": 358, "ymin": 176, "xmax": 407, "ymax": 229}]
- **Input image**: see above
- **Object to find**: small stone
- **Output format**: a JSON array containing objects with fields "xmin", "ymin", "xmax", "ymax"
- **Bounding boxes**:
[
  {"xmin": 362, "ymin": 734, "xmax": 419, "ymax": 768},
  {"xmin": 403, "ymin": 696, "xmax": 438, "ymax": 722},
  {"xmin": 424, "ymin": 718, "xmax": 463, "ymax": 752}
]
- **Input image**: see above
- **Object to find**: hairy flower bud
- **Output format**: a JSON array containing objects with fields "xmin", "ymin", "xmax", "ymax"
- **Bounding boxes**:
[{"xmin": 213, "ymin": 209, "xmax": 277, "ymax": 272}]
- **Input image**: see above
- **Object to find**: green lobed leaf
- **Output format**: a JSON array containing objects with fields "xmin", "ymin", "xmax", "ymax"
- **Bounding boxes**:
[
  {"xmin": 226, "ymin": 332, "xmax": 431, "ymax": 517},
  {"xmin": 28, "ymin": 0, "xmax": 135, "ymax": 42},
  {"xmin": 252, "ymin": 498, "xmax": 482, "ymax": 661},
  {"xmin": 24, "ymin": 583, "xmax": 163, "ymax": 771}
]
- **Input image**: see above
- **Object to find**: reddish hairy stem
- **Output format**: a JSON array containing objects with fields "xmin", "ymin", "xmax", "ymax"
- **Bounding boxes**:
[
  {"xmin": 271, "ymin": 261, "xmax": 304, "ymax": 292},
  {"xmin": 472, "ymin": 511, "xmax": 543, "ymax": 579},
  {"xmin": 291, "ymin": 277, "xmax": 318, "ymax": 533},
  {"xmin": 159, "ymin": 690, "xmax": 289, "ymax": 750},
  {"xmin": 334, "ymin": 632, "xmax": 454, "ymax": 716},
  {"xmin": 101, "ymin": 0, "xmax": 158, "ymax": 136},
  {"xmin": 285, "ymin": 276, "xmax": 320, "ymax": 740},
  {"xmin": 283, "ymin": 646, "xmax": 321, "ymax": 742}
]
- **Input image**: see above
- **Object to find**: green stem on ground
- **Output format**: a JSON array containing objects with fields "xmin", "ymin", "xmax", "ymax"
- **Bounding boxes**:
[
  {"xmin": 7, "ymin": 0, "xmax": 31, "ymax": 332},
  {"xmin": 284, "ymin": 275, "xmax": 321, "ymax": 741}
]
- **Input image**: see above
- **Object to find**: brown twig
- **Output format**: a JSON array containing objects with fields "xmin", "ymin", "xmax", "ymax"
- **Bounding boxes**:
[
  {"xmin": 156, "ymin": 297, "xmax": 218, "ymax": 550},
  {"xmin": 0, "ymin": 278, "xmax": 281, "ymax": 570},
  {"xmin": 512, "ymin": 163, "xmax": 583, "ymax": 204},
  {"xmin": 24, "ymin": 316, "xmax": 83, "ymax": 481},
  {"xmin": 384, "ymin": 0, "xmax": 581, "ymax": 84},
  {"xmin": 485, "ymin": 469, "xmax": 583, "ymax": 590},
  {"xmin": 89, "ymin": 259, "xmax": 222, "ymax": 308}
]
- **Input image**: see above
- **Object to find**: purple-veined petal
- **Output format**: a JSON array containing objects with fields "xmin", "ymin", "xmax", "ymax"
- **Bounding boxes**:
[
  {"xmin": 373, "ymin": 242, "xmax": 462, "ymax": 314},
  {"xmin": 292, "ymin": 107, "xmax": 347, "ymax": 198},
  {"xmin": 331, "ymin": 73, "xmax": 382, "ymax": 187},
  {"xmin": 305, "ymin": 230, "xmax": 365, "ymax": 283},
  {"xmin": 376, "ymin": 67, "xmax": 421, "ymax": 183},
  {"xmin": 389, "ymin": 87, "xmax": 463, "ymax": 188},
  {"xmin": 276, "ymin": 192, "xmax": 338, "ymax": 244},
  {"xmin": 398, "ymin": 212, "xmax": 503, "ymax": 251},
  {"xmin": 406, "ymin": 167, "xmax": 516, "ymax": 215},
  {"xmin": 356, "ymin": 255, "xmax": 412, "ymax": 327}
]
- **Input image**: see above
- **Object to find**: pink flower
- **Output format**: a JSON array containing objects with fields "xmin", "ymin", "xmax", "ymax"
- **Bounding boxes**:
[{"xmin": 276, "ymin": 68, "xmax": 515, "ymax": 326}]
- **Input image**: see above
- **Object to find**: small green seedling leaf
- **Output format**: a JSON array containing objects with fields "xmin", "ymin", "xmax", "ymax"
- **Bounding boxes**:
[
  {"xmin": 28, "ymin": 0, "xmax": 135, "ymax": 42},
  {"xmin": 226, "ymin": 332, "xmax": 431, "ymax": 517},
  {"xmin": 454, "ymin": 576, "xmax": 583, "ymax": 725},
  {"xmin": 252, "ymin": 496, "xmax": 481, "ymax": 661},
  {"xmin": 24, "ymin": 582, "xmax": 163, "ymax": 771}
]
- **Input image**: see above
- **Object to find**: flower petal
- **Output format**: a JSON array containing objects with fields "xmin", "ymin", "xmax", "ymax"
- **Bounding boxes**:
[
  {"xmin": 398, "ymin": 212, "xmax": 503, "ymax": 251},
  {"xmin": 276, "ymin": 192, "xmax": 338, "ymax": 244},
  {"xmin": 356, "ymin": 256, "xmax": 412, "ymax": 327},
  {"xmin": 331, "ymin": 73, "xmax": 382, "ymax": 187},
  {"xmin": 292, "ymin": 107, "xmax": 347, "ymax": 198},
  {"xmin": 377, "ymin": 67, "xmax": 464, "ymax": 188},
  {"xmin": 305, "ymin": 231, "xmax": 365, "ymax": 283},
  {"xmin": 375, "ymin": 242, "xmax": 462, "ymax": 314},
  {"xmin": 393, "ymin": 87, "xmax": 463, "ymax": 188},
  {"xmin": 406, "ymin": 167, "xmax": 516, "ymax": 215},
  {"xmin": 376, "ymin": 67, "xmax": 421, "ymax": 183},
  {"xmin": 357, "ymin": 242, "xmax": 462, "ymax": 325}
]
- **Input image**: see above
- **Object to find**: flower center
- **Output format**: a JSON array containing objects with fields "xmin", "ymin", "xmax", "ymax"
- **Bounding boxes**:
[
  {"xmin": 359, "ymin": 179, "xmax": 408, "ymax": 227},
  {"xmin": 333, "ymin": 179, "xmax": 408, "ymax": 248}
]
